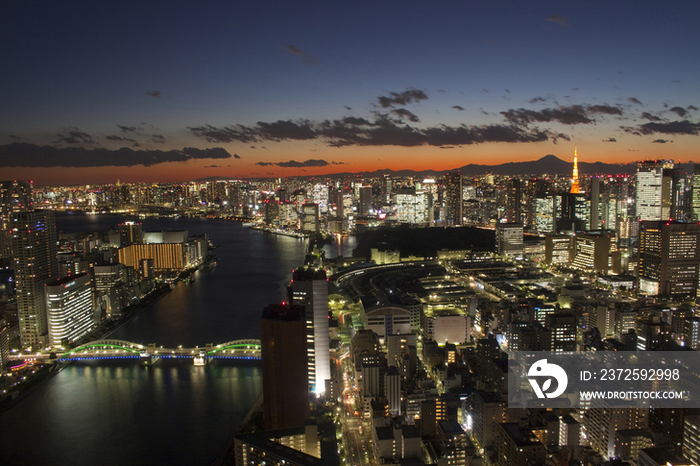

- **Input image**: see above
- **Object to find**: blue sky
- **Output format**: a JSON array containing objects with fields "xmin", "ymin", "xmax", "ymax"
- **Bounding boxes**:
[{"xmin": 1, "ymin": 1, "xmax": 699, "ymax": 184}]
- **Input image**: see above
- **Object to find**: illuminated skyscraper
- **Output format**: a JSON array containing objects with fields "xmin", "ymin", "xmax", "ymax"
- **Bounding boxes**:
[
  {"xmin": 45, "ymin": 273, "xmax": 94, "ymax": 347},
  {"xmin": 0, "ymin": 180, "xmax": 33, "ymax": 263},
  {"xmin": 636, "ymin": 160, "xmax": 674, "ymax": 221},
  {"xmin": 638, "ymin": 221, "xmax": 700, "ymax": 297},
  {"xmin": 12, "ymin": 210, "xmax": 59, "ymax": 348},
  {"xmin": 288, "ymin": 267, "xmax": 331, "ymax": 396},
  {"xmin": 570, "ymin": 146, "xmax": 580, "ymax": 194},
  {"xmin": 444, "ymin": 172, "xmax": 463, "ymax": 226}
]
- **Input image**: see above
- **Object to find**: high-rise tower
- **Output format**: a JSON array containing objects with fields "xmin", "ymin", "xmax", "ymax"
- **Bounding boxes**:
[
  {"xmin": 570, "ymin": 146, "xmax": 580, "ymax": 194},
  {"xmin": 12, "ymin": 210, "xmax": 59, "ymax": 348},
  {"xmin": 288, "ymin": 267, "xmax": 331, "ymax": 396}
]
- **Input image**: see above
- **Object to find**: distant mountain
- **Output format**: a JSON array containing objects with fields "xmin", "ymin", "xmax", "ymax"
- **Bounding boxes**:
[
  {"xmin": 194, "ymin": 155, "xmax": 693, "ymax": 182},
  {"xmin": 456, "ymin": 155, "xmax": 637, "ymax": 176}
]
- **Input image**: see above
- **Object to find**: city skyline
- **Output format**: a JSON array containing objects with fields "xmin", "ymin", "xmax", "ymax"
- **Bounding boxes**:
[{"xmin": 1, "ymin": 1, "xmax": 699, "ymax": 185}]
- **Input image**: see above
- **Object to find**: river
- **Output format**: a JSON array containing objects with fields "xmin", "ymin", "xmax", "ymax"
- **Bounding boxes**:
[{"xmin": 0, "ymin": 212, "xmax": 356, "ymax": 466}]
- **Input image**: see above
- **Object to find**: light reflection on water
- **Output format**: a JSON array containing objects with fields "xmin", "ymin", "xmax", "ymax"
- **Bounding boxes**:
[{"xmin": 0, "ymin": 214, "xmax": 306, "ymax": 466}]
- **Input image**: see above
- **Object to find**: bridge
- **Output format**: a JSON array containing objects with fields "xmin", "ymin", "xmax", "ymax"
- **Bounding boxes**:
[{"xmin": 10, "ymin": 339, "xmax": 261, "ymax": 366}]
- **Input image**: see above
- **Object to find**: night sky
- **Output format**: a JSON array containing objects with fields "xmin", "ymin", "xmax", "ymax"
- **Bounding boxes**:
[{"xmin": 1, "ymin": 1, "xmax": 699, "ymax": 185}]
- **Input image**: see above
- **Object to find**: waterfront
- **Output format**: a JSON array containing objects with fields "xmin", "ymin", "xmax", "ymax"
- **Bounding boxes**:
[{"xmin": 0, "ymin": 213, "xmax": 356, "ymax": 466}]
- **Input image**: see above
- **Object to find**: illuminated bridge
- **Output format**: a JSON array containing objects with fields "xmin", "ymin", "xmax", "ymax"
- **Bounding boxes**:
[{"xmin": 10, "ymin": 339, "xmax": 261, "ymax": 366}]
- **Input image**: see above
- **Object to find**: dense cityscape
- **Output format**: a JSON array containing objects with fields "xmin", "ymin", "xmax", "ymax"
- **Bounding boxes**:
[{"xmin": 2, "ymin": 150, "xmax": 700, "ymax": 465}]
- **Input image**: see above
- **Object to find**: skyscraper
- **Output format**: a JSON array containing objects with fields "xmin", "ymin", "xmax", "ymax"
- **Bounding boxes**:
[
  {"xmin": 636, "ymin": 160, "xmax": 674, "ymax": 221},
  {"xmin": 444, "ymin": 172, "xmax": 463, "ymax": 226},
  {"xmin": 638, "ymin": 221, "xmax": 700, "ymax": 297},
  {"xmin": 260, "ymin": 303, "xmax": 310, "ymax": 430},
  {"xmin": 45, "ymin": 273, "xmax": 94, "ymax": 347},
  {"xmin": 358, "ymin": 186, "xmax": 372, "ymax": 215},
  {"xmin": 12, "ymin": 210, "xmax": 59, "ymax": 348},
  {"xmin": 505, "ymin": 178, "xmax": 521, "ymax": 223},
  {"xmin": 288, "ymin": 267, "xmax": 331, "ymax": 395},
  {"xmin": 0, "ymin": 180, "xmax": 33, "ymax": 264}
]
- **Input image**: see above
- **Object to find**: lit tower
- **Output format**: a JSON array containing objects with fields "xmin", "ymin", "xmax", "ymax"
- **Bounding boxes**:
[{"xmin": 570, "ymin": 145, "xmax": 580, "ymax": 194}]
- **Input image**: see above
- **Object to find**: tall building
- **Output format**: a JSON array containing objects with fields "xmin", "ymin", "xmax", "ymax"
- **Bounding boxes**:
[
  {"xmin": 0, "ymin": 180, "xmax": 33, "ymax": 263},
  {"xmin": 590, "ymin": 176, "xmax": 601, "ymax": 229},
  {"xmin": 45, "ymin": 273, "xmax": 94, "ymax": 347},
  {"xmin": 638, "ymin": 221, "xmax": 700, "ymax": 297},
  {"xmin": 288, "ymin": 267, "xmax": 331, "ymax": 396},
  {"xmin": 358, "ymin": 186, "xmax": 372, "ymax": 215},
  {"xmin": 692, "ymin": 165, "xmax": 700, "ymax": 221},
  {"xmin": 570, "ymin": 145, "xmax": 580, "ymax": 194},
  {"xmin": 571, "ymin": 231, "xmax": 614, "ymax": 273},
  {"xmin": 444, "ymin": 172, "xmax": 463, "ymax": 226},
  {"xmin": 301, "ymin": 203, "xmax": 319, "ymax": 233},
  {"xmin": 495, "ymin": 223, "xmax": 523, "ymax": 258},
  {"xmin": 118, "ymin": 221, "xmax": 143, "ymax": 246},
  {"xmin": 12, "ymin": 210, "xmax": 59, "ymax": 348},
  {"xmin": 505, "ymin": 178, "xmax": 521, "ymax": 223},
  {"xmin": 260, "ymin": 303, "xmax": 310, "ymax": 430},
  {"xmin": 636, "ymin": 160, "xmax": 674, "ymax": 221},
  {"xmin": 395, "ymin": 188, "xmax": 428, "ymax": 224}
]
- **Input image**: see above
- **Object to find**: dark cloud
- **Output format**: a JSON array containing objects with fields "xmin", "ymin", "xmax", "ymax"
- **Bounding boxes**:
[
  {"xmin": 204, "ymin": 165, "xmax": 220, "ymax": 168},
  {"xmin": 255, "ymin": 159, "xmax": 330, "ymax": 168},
  {"xmin": 55, "ymin": 127, "xmax": 96, "ymax": 144},
  {"xmin": 672, "ymin": 80, "xmax": 682, "ymax": 83},
  {"xmin": 452, "ymin": 106, "xmax": 465, "ymax": 111},
  {"xmin": 0, "ymin": 143, "xmax": 233, "ymax": 167},
  {"xmin": 146, "ymin": 90, "xmax": 161, "ymax": 98},
  {"xmin": 528, "ymin": 97, "xmax": 547, "ymax": 104},
  {"xmin": 688, "ymin": 105, "xmax": 699, "ymax": 111},
  {"xmin": 377, "ymin": 89, "xmax": 428, "ymax": 108},
  {"xmin": 151, "ymin": 134, "xmax": 166, "ymax": 144},
  {"xmin": 571, "ymin": 88, "xmax": 580, "ymax": 91},
  {"xmin": 439, "ymin": 146, "xmax": 455, "ymax": 149},
  {"xmin": 106, "ymin": 135, "xmax": 137, "ymax": 143},
  {"xmin": 9, "ymin": 134, "xmax": 23, "ymax": 140},
  {"xmin": 233, "ymin": 154, "xmax": 241, "ymax": 159},
  {"xmin": 283, "ymin": 44, "xmax": 318, "ymax": 65},
  {"xmin": 652, "ymin": 139, "xmax": 671, "ymax": 143},
  {"xmin": 344, "ymin": 106, "xmax": 352, "ymax": 110},
  {"xmin": 390, "ymin": 108, "xmax": 420, "ymax": 122},
  {"xmin": 628, "ymin": 97, "xmax": 643, "ymax": 105},
  {"xmin": 331, "ymin": 161, "xmax": 345, "ymax": 165},
  {"xmin": 118, "ymin": 125, "xmax": 140, "ymax": 133},
  {"xmin": 639, "ymin": 120, "xmax": 700, "ymax": 136},
  {"xmin": 481, "ymin": 89, "xmax": 489, "ymax": 93},
  {"xmin": 603, "ymin": 137, "xmax": 617, "ymax": 142},
  {"xmin": 669, "ymin": 106, "xmax": 688, "ymax": 117},
  {"xmin": 190, "ymin": 111, "xmax": 567, "ymax": 148},
  {"xmin": 504, "ymin": 89, "xmax": 510, "ymax": 94},
  {"xmin": 641, "ymin": 112, "xmax": 662, "ymax": 121},
  {"xmin": 546, "ymin": 15, "xmax": 568, "ymax": 26},
  {"xmin": 501, "ymin": 104, "xmax": 622, "ymax": 126}
]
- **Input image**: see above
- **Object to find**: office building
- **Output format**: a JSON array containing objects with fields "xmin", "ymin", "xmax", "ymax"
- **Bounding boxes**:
[
  {"xmin": 683, "ymin": 415, "xmax": 700, "ymax": 465},
  {"xmin": 495, "ymin": 423, "xmax": 547, "ymax": 466},
  {"xmin": 358, "ymin": 186, "xmax": 372, "ymax": 215},
  {"xmin": 234, "ymin": 423, "xmax": 338, "ymax": 466},
  {"xmin": 0, "ymin": 320, "xmax": 10, "ymax": 372},
  {"xmin": 12, "ymin": 210, "xmax": 59, "ymax": 348},
  {"xmin": 584, "ymin": 399, "xmax": 649, "ymax": 460},
  {"xmin": 288, "ymin": 267, "xmax": 330, "ymax": 396},
  {"xmin": 260, "ymin": 303, "xmax": 309, "ymax": 430},
  {"xmin": 545, "ymin": 235, "xmax": 571, "ymax": 264},
  {"xmin": 395, "ymin": 188, "xmax": 428, "ymax": 224},
  {"xmin": 118, "ymin": 222, "xmax": 143, "ymax": 246},
  {"xmin": 571, "ymin": 231, "xmax": 614, "ymax": 273},
  {"xmin": 505, "ymin": 178, "xmax": 521, "ymax": 223},
  {"xmin": 301, "ymin": 203, "xmax": 319, "ymax": 233},
  {"xmin": 636, "ymin": 160, "xmax": 674, "ymax": 221},
  {"xmin": 496, "ymin": 223, "xmax": 523, "ymax": 258},
  {"xmin": 45, "ymin": 273, "xmax": 94, "ymax": 347},
  {"xmin": 0, "ymin": 180, "xmax": 33, "ymax": 263},
  {"xmin": 638, "ymin": 221, "xmax": 700, "ymax": 297},
  {"xmin": 444, "ymin": 172, "xmax": 463, "ymax": 226}
]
